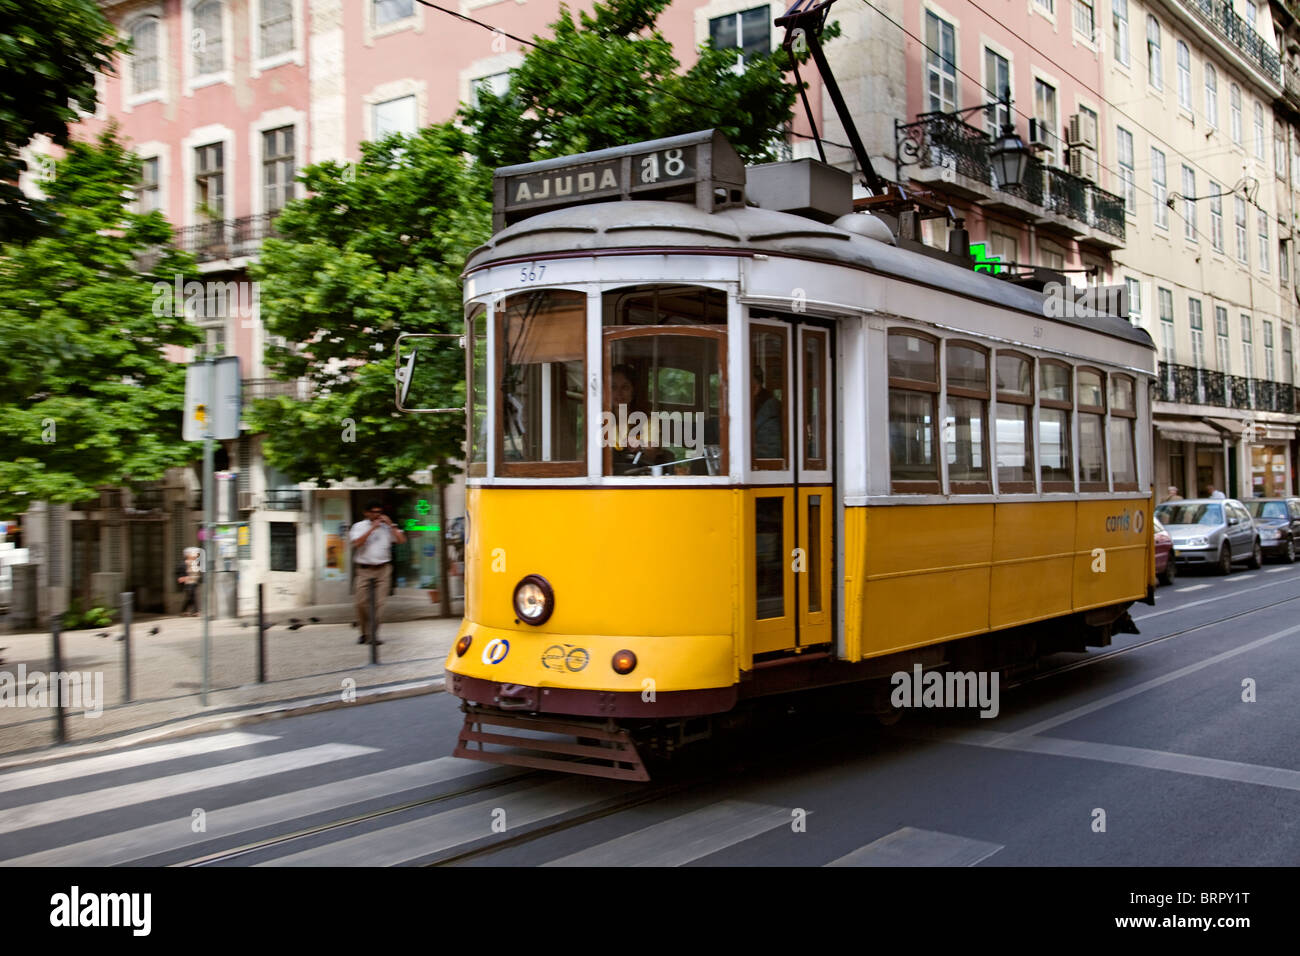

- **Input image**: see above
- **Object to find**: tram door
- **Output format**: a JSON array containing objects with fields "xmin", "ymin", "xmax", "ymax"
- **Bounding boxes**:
[{"xmin": 751, "ymin": 317, "xmax": 834, "ymax": 655}]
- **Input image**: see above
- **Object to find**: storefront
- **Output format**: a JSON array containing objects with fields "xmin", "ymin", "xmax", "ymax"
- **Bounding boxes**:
[
  {"xmin": 1154, "ymin": 418, "xmax": 1227, "ymax": 498},
  {"xmin": 1246, "ymin": 424, "xmax": 1295, "ymax": 499}
]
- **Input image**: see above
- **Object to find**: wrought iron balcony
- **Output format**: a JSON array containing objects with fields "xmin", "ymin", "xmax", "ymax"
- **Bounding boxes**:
[
  {"xmin": 1283, "ymin": 62, "xmax": 1300, "ymax": 111},
  {"xmin": 176, "ymin": 213, "xmax": 281, "ymax": 263},
  {"xmin": 1183, "ymin": 0, "xmax": 1281, "ymax": 82},
  {"xmin": 242, "ymin": 377, "xmax": 308, "ymax": 402},
  {"xmin": 896, "ymin": 111, "xmax": 992, "ymax": 184},
  {"xmin": 1156, "ymin": 362, "xmax": 1298, "ymax": 413}
]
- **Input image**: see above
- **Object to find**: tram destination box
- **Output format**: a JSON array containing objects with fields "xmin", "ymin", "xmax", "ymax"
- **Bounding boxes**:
[{"xmin": 493, "ymin": 129, "xmax": 747, "ymax": 231}]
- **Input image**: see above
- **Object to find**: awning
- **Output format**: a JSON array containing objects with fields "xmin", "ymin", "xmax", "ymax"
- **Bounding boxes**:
[
  {"xmin": 1254, "ymin": 424, "xmax": 1298, "ymax": 442},
  {"xmin": 1205, "ymin": 417, "xmax": 1246, "ymax": 436},
  {"xmin": 1154, "ymin": 418, "xmax": 1224, "ymax": 445}
]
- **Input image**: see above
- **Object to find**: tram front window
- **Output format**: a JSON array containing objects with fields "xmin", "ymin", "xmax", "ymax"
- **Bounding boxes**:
[
  {"xmin": 602, "ymin": 286, "xmax": 727, "ymax": 477},
  {"xmin": 499, "ymin": 289, "xmax": 586, "ymax": 476}
]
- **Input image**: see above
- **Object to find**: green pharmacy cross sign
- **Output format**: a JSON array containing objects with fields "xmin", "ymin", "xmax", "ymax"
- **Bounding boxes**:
[
  {"xmin": 404, "ymin": 498, "xmax": 440, "ymax": 533},
  {"xmin": 969, "ymin": 242, "xmax": 1005, "ymax": 275}
]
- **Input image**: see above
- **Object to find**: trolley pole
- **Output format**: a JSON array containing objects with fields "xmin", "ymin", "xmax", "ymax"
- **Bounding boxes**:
[
  {"xmin": 50, "ymin": 614, "xmax": 65, "ymax": 744},
  {"xmin": 257, "ymin": 583, "xmax": 267, "ymax": 683},
  {"xmin": 120, "ymin": 591, "xmax": 133, "ymax": 703}
]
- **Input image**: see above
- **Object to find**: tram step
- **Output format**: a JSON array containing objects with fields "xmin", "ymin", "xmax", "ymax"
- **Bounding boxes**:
[{"xmin": 455, "ymin": 707, "xmax": 651, "ymax": 782}]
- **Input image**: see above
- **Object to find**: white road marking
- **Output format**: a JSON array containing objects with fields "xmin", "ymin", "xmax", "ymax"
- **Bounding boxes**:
[
  {"xmin": 1265, "ymin": 567, "xmax": 1291, "ymax": 573},
  {"xmin": 543, "ymin": 800, "xmax": 793, "ymax": 867},
  {"xmin": 0, "ymin": 744, "xmax": 376, "ymax": 837},
  {"xmin": 1174, "ymin": 584, "xmax": 1210, "ymax": 593},
  {"xmin": 826, "ymin": 827, "xmax": 1003, "ymax": 867},
  {"xmin": 258, "ymin": 778, "xmax": 631, "ymax": 866},
  {"xmin": 2, "ymin": 757, "xmax": 501, "ymax": 866},
  {"xmin": 1133, "ymin": 576, "xmax": 1299, "ymax": 620},
  {"xmin": 0, "ymin": 732, "xmax": 277, "ymax": 796}
]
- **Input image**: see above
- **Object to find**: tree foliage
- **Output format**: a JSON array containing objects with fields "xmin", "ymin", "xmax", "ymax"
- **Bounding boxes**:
[
  {"xmin": 0, "ymin": 0, "xmax": 123, "ymax": 241},
  {"xmin": 461, "ymin": 0, "xmax": 828, "ymax": 168},
  {"xmin": 0, "ymin": 128, "xmax": 201, "ymax": 515},
  {"xmin": 248, "ymin": 125, "xmax": 490, "ymax": 489}
]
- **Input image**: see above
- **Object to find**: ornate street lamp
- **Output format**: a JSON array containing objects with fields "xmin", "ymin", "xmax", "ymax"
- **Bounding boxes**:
[{"xmin": 988, "ymin": 119, "xmax": 1031, "ymax": 190}]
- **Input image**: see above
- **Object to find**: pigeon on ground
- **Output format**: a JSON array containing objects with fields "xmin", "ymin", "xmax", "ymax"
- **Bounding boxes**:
[
  {"xmin": 149, "ymin": 626, "xmax": 160, "ymax": 635},
  {"xmin": 96, "ymin": 632, "xmax": 109, "ymax": 639},
  {"xmin": 287, "ymin": 622, "xmax": 304, "ymax": 631}
]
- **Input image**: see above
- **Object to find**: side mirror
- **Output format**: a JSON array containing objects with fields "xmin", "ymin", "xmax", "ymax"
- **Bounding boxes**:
[{"xmin": 394, "ymin": 333, "xmax": 467, "ymax": 414}]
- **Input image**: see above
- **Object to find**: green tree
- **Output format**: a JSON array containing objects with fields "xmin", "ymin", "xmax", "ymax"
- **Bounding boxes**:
[
  {"xmin": 248, "ymin": 124, "xmax": 490, "ymax": 493},
  {"xmin": 461, "ymin": 0, "xmax": 829, "ymax": 168},
  {"xmin": 0, "ymin": 128, "xmax": 201, "ymax": 515},
  {"xmin": 0, "ymin": 0, "xmax": 123, "ymax": 241}
]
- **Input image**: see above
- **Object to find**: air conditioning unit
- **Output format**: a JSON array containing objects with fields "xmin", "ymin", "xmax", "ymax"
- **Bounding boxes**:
[
  {"xmin": 238, "ymin": 491, "xmax": 257, "ymax": 512},
  {"xmin": 1028, "ymin": 118, "xmax": 1053, "ymax": 151},
  {"xmin": 1069, "ymin": 147, "xmax": 1100, "ymax": 183},
  {"xmin": 1067, "ymin": 112, "xmax": 1098, "ymax": 150}
]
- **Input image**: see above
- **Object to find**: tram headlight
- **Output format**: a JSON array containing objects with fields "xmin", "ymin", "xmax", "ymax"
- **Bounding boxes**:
[
  {"xmin": 512, "ymin": 575, "xmax": 554, "ymax": 625},
  {"xmin": 612, "ymin": 649, "xmax": 637, "ymax": 675},
  {"xmin": 455, "ymin": 634, "xmax": 473, "ymax": 656}
]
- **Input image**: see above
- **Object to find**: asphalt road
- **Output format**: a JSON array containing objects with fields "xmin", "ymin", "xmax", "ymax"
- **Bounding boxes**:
[{"xmin": 2, "ymin": 559, "xmax": 1298, "ymax": 868}]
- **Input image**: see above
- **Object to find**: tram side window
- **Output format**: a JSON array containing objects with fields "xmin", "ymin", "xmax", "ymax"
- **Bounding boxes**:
[
  {"xmin": 945, "ymin": 342, "xmax": 991, "ymax": 493},
  {"xmin": 602, "ymin": 286, "xmax": 727, "ymax": 477},
  {"xmin": 751, "ymin": 326, "xmax": 788, "ymax": 469},
  {"xmin": 1077, "ymin": 368, "xmax": 1108, "ymax": 491},
  {"xmin": 498, "ymin": 290, "xmax": 586, "ymax": 476},
  {"xmin": 995, "ymin": 351, "xmax": 1034, "ymax": 492},
  {"xmin": 1039, "ymin": 361, "xmax": 1073, "ymax": 491},
  {"xmin": 1109, "ymin": 374, "xmax": 1138, "ymax": 490},
  {"xmin": 888, "ymin": 331, "xmax": 940, "ymax": 492},
  {"xmin": 467, "ymin": 305, "xmax": 488, "ymax": 477}
]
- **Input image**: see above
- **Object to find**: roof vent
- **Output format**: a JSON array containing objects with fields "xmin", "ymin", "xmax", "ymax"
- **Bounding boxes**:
[{"xmin": 746, "ymin": 158, "xmax": 852, "ymax": 224}]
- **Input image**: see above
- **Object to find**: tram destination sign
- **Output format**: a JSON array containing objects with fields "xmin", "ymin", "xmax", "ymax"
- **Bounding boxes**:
[{"xmin": 493, "ymin": 129, "xmax": 747, "ymax": 231}]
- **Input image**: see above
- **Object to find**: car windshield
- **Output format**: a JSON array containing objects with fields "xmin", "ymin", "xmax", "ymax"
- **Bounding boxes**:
[
  {"xmin": 1247, "ymin": 501, "xmax": 1288, "ymax": 519},
  {"xmin": 1156, "ymin": 503, "xmax": 1224, "ymax": 526}
]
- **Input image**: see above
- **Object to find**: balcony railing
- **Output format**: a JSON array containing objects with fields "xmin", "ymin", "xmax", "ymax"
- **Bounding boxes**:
[
  {"xmin": 909, "ymin": 112, "xmax": 992, "ymax": 184},
  {"xmin": 1285, "ymin": 63, "xmax": 1300, "ymax": 109},
  {"xmin": 1184, "ymin": 0, "xmax": 1280, "ymax": 82},
  {"xmin": 176, "ymin": 213, "xmax": 281, "ymax": 263},
  {"xmin": 242, "ymin": 377, "xmax": 309, "ymax": 402},
  {"xmin": 263, "ymin": 488, "xmax": 304, "ymax": 511},
  {"xmin": 1156, "ymin": 362, "xmax": 1298, "ymax": 413}
]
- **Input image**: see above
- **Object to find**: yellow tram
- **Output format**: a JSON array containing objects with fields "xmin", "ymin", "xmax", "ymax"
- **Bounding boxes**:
[{"xmin": 399, "ymin": 130, "xmax": 1157, "ymax": 780}]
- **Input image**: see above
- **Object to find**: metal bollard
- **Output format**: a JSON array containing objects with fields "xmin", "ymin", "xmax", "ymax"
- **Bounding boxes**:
[
  {"xmin": 369, "ymin": 577, "xmax": 379, "ymax": 665},
  {"xmin": 120, "ymin": 591, "xmax": 133, "ymax": 703},
  {"xmin": 50, "ymin": 615, "xmax": 65, "ymax": 744},
  {"xmin": 257, "ymin": 583, "xmax": 266, "ymax": 683}
]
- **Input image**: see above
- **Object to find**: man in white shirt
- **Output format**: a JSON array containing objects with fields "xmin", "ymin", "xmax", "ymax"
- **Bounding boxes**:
[{"xmin": 349, "ymin": 500, "xmax": 407, "ymax": 645}]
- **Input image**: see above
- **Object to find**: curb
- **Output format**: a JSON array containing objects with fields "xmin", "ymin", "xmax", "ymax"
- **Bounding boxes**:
[{"xmin": 0, "ymin": 676, "xmax": 447, "ymax": 771}]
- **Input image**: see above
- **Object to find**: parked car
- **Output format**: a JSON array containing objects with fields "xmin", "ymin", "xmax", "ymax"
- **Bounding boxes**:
[
  {"xmin": 1153, "ymin": 498, "xmax": 1262, "ymax": 575},
  {"xmin": 1245, "ymin": 497, "xmax": 1300, "ymax": 564},
  {"xmin": 1153, "ymin": 517, "xmax": 1175, "ymax": 585}
]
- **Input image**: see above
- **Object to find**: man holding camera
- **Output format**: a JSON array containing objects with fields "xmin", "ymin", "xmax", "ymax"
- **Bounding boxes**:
[{"xmin": 349, "ymin": 500, "xmax": 407, "ymax": 645}]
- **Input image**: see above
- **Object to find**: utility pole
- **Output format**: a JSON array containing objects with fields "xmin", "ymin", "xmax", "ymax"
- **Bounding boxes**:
[{"xmin": 201, "ymin": 355, "xmax": 214, "ymax": 706}]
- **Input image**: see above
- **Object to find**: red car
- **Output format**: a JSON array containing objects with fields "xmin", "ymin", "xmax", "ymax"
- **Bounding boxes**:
[{"xmin": 1154, "ymin": 517, "xmax": 1176, "ymax": 585}]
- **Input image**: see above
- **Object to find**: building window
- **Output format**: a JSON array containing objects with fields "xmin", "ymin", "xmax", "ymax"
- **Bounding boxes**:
[
  {"xmin": 1242, "ymin": 314, "xmax": 1255, "ymax": 381},
  {"xmin": 1263, "ymin": 320, "xmax": 1275, "ymax": 379},
  {"xmin": 1276, "ymin": 124, "xmax": 1287, "ymax": 175},
  {"xmin": 945, "ymin": 343, "xmax": 991, "ymax": 492},
  {"xmin": 1146, "ymin": 15, "xmax": 1162, "ymax": 90},
  {"xmin": 1246, "ymin": 1, "xmax": 1257, "ymax": 29},
  {"xmin": 1282, "ymin": 239, "xmax": 1291, "ymax": 284},
  {"xmin": 995, "ymin": 351, "xmax": 1034, "ymax": 490},
  {"xmin": 1151, "ymin": 148, "xmax": 1167, "ymax": 229},
  {"xmin": 260, "ymin": 0, "xmax": 294, "ymax": 58},
  {"xmin": 1215, "ymin": 306, "xmax": 1230, "ymax": 373},
  {"xmin": 1176, "ymin": 41, "xmax": 1191, "ymax": 110},
  {"xmin": 262, "ymin": 126, "xmax": 295, "ymax": 214},
  {"xmin": 193, "ymin": 1, "xmax": 224, "ymax": 77},
  {"xmin": 709, "ymin": 5, "xmax": 770, "ymax": 63},
  {"xmin": 1283, "ymin": 325, "xmax": 1294, "ymax": 383},
  {"xmin": 130, "ymin": 16, "xmax": 160, "ymax": 94},
  {"xmin": 1182, "ymin": 165, "xmax": 1196, "ymax": 241},
  {"xmin": 983, "ymin": 49, "xmax": 1011, "ymax": 136},
  {"xmin": 137, "ymin": 157, "xmax": 160, "ymax": 213},
  {"xmin": 1258, "ymin": 209, "xmax": 1270, "ymax": 272},
  {"xmin": 888, "ymin": 331, "xmax": 940, "ymax": 491},
  {"xmin": 194, "ymin": 142, "xmax": 224, "ymax": 219},
  {"xmin": 1112, "ymin": 0, "xmax": 1129, "ymax": 66},
  {"xmin": 1189, "ymin": 298, "xmax": 1205, "ymax": 369},
  {"xmin": 470, "ymin": 72, "xmax": 510, "ymax": 108},
  {"xmin": 195, "ymin": 322, "xmax": 226, "ymax": 358},
  {"xmin": 1109, "ymin": 375, "xmax": 1137, "ymax": 489},
  {"xmin": 1035, "ymin": 79, "xmax": 1059, "ymax": 166},
  {"xmin": 1038, "ymin": 239, "xmax": 1065, "ymax": 270},
  {"xmin": 1209, "ymin": 183, "xmax": 1223, "ymax": 252},
  {"xmin": 1117, "ymin": 126, "xmax": 1136, "ymax": 216},
  {"xmin": 1040, "ymin": 361, "xmax": 1073, "ymax": 490},
  {"xmin": 269, "ymin": 522, "xmax": 297, "ymax": 572},
  {"xmin": 1235, "ymin": 195, "xmax": 1248, "ymax": 263},
  {"xmin": 990, "ymin": 230, "xmax": 1017, "ymax": 267},
  {"xmin": 373, "ymin": 95, "xmax": 418, "ymax": 139},
  {"xmin": 1204, "ymin": 64, "xmax": 1218, "ymax": 129},
  {"xmin": 1074, "ymin": 0, "xmax": 1096, "ymax": 39},
  {"xmin": 1125, "ymin": 276, "xmax": 1141, "ymax": 324},
  {"xmin": 1077, "ymin": 369, "xmax": 1107, "ymax": 490},
  {"xmin": 1255, "ymin": 101, "xmax": 1266, "ymax": 160},
  {"xmin": 1230, "ymin": 84, "xmax": 1242, "ymax": 144},
  {"xmin": 1159, "ymin": 288, "xmax": 1175, "ymax": 363},
  {"xmin": 1036, "ymin": 0, "xmax": 1054, "ymax": 12},
  {"xmin": 925, "ymin": 12, "xmax": 958, "ymax": 113},
  {"xmin": 373, "ymin": 0, "xmax": 414, "ymax": 26}
]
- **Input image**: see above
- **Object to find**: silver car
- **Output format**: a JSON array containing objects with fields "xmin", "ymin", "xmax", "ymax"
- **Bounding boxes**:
[{"xmin": 1153, "ymin": 498, "xmax": 1263, "ymax": 575}]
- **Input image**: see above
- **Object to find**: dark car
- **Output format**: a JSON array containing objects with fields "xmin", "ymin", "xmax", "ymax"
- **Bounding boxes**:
[
  {"xmin": 1153, "ymin": 517, "xmax": 1175, "ymax": 585},
  {"xmin": 1154, "ymin": 498, "xmax": 1262, "ymax": 575},
  {"xmin": 1245, "ymin": 497, "xmax": 1300, "ymax": 563}
]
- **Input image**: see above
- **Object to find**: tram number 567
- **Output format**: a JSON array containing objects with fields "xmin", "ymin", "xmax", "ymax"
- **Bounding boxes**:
[{"xmin": 520, "ymin": 263, "xmax": 546, "ymax": 282}]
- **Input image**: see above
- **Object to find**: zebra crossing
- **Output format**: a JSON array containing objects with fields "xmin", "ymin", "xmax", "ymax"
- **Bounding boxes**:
[{"xmin": 0, "ymin": 731, "xmax": 999, "ymax": 866}]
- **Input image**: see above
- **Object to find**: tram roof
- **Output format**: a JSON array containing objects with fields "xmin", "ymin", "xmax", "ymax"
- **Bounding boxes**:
[{"xmin": 465, "ymin": 200, "xmax": 1154, "ymax": 350}]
